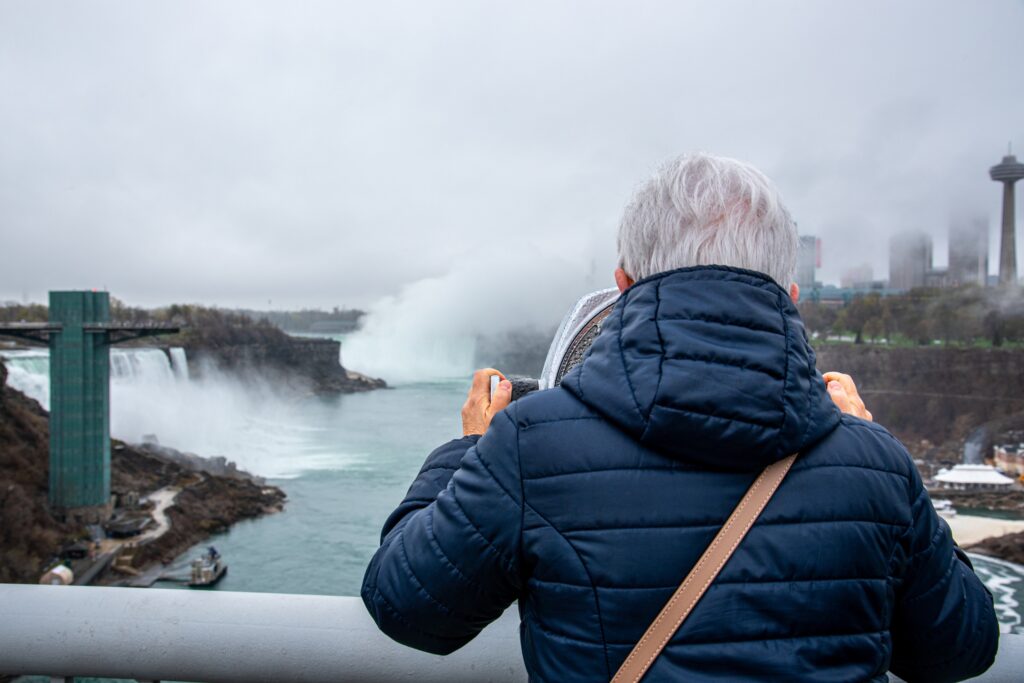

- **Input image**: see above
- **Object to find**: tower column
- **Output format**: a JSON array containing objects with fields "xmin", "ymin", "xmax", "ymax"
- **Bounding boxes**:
[
  {"xmin": 48, "ymin": 291, "xmax": 113, "ymax": 524},
  {"xmin": 990, "ymin": 152, "xmax": 1024, "ymax": 288},
  {"xmin": 1000, "ymin": 181, "xmax": 1017, "ymax": 286}
]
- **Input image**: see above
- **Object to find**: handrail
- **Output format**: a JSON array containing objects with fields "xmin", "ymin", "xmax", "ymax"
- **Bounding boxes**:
[
  {"xmin": 0, "ymin": 584, "xmax": 1020, "ymax": 682},
  {"xmin": 0, "ymin": 585, "xmax": 524, "ymax": 682}
]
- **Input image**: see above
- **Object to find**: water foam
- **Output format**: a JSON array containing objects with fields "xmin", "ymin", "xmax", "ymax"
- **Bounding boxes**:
[{"xmin": 0, "ymin": 347, "xmax": 361, "ymax": 479}]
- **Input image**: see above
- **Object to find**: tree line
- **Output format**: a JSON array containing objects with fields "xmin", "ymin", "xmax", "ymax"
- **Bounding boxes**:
[
  {"xmin": 0, "ymin": 301, "xmax": 291, "ymax": 350},
  {"xmin": 1, "ymin": 300, "xmax": 364, "ymax": 337},
  {"xmin": 236, "ymin": 307, "xmax": 364, "ymax": 332},
  {"xmin": 6, "ymin": 287, "xmax": 1023, "ymax": 349},
  {"xmin": 799, "ymin": 285, "xmax": 1024, "ymax": 346}
]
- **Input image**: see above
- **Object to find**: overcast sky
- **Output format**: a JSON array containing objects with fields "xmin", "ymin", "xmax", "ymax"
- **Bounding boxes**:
[{"xmin": 1, "ymin": 0, "xmax": 1022, "ymax": 312}]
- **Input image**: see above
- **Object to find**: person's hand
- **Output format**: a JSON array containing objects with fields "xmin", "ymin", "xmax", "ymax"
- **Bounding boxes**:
[
  {"xmin": 823, "ymin": 371, "xmax": 873, "ymax": 422},
  {"xmin": 462, "ymin": 368, "xmax": 512, "ymax": 436}
]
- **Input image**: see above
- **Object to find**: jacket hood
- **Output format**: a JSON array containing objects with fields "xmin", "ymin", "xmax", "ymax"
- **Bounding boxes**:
[{"xmin": 563, "ymin": 265, "xmax": 840, "ymax": 471}]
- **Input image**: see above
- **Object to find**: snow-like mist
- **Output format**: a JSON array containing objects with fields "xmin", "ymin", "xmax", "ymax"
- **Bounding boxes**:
[
  {"xmin": 343, "ymin": 248, "xmax": 604, "ymax": 383},
  {"xmin": 1, "ymin": 348, "xmax": 349, "ymax": 479},
  {"xmin": 110, "ymin": 354, "xmax": 308, "ymax": 477}
]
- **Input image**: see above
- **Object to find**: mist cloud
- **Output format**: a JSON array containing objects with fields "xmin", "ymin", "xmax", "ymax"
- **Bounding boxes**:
[{"xmin": 0, "ymin": 0, "xmax": 1021, "ymax": 312}]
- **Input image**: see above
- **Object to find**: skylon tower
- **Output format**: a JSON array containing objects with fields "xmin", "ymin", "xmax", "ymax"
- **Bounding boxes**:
[{"xmin": 990, "ymin": 149, "xmax": 1024, "ymax": 287}]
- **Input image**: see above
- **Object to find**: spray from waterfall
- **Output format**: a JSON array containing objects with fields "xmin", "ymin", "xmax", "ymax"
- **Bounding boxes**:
[
  {"xmin": 0, "ymin": 347, "xmax": 346, "ymax": 479},
  {"xmin": 343, "ymin": 248, "xmax": 600, "ymax": 383}
]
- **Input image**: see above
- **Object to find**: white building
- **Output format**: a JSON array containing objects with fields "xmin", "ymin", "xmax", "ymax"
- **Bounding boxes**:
[
  {"xmin": 933, "ymin": 464, "xmax": 1015, "ymax": 490},
  {"xmin": 994, "ymin": 444, "xmax": 1024, "ymax": 477},
  {"xmin": 889, "ymin": 231, "xmax": 933, "ymax": 291}
]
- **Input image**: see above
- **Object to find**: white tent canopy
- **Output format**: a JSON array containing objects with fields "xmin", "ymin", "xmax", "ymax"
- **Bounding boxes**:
[{"xmin": 935, "ymin": 464, "xmax": 1015, "ymax": 487}]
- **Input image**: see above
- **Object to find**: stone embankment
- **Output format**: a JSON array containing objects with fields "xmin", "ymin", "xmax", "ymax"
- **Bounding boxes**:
[
  {"xmin": 184, "ymin": 336, "xmax": 386, "ymax": 395},
  {"xmin": 969, "ymin": 531, "xmax": 1024, "ymax": 566}
]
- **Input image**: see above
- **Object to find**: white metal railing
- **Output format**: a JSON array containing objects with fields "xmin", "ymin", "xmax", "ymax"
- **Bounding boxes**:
[
  {"xmin": 0, "ymin": 584, "xmax": 524, "ymax": 682},
  {"xmin": 0, "ymin": 584, "xmax": 1020, "ymax": 682}
]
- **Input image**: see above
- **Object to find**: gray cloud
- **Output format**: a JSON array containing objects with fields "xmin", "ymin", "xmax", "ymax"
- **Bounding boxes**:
[{"xmin": 1, "ymin": 0, "xmax": 1021, "ymax": 311}]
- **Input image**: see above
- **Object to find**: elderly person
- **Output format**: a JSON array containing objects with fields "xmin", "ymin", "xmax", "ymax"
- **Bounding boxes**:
[{"xmin": 362, "ymin": 153, "xmax": 997, "ymax": 681}]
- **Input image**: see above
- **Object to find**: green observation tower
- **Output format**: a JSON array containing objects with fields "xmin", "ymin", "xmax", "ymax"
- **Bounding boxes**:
[{"xmin": 0, "ymin": 291, "xmax": 178, "ymax": 523}]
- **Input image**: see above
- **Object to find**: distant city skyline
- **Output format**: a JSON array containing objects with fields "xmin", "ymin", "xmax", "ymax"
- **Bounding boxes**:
[{"xmin": 800, "ymin": 214, "xmax": 998, "ymax": 294}]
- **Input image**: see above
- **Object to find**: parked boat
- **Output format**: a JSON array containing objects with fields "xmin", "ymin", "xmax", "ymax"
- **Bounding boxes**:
[
  {"xmin": 188, "ymin": 547, "xmax": 227, "ymax": 588},
  {"xmin": 933, "ymin": 499, "xmax": 958, "ymax": 518}
]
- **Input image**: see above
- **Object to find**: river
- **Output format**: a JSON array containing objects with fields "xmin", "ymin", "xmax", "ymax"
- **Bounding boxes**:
[{"xmin": 2, "ymin": 346, "xmax": 1022, "ymax": 637}]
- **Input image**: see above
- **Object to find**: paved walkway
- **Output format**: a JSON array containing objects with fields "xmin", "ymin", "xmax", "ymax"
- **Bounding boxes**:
[
  {"xmin": 137, "ymin": 486, "xmax": 180, "ymax": 542},
  {"xmin": 96, "ymin": 486, "xmax": 183, "ymax": 586},
  {"xmin": 97, "ymin": 486, "xmax": 180, "ymax": 556},
  {"xmin": 947, "ymin": 514, "xmax": 1024, "ymax": 546}
]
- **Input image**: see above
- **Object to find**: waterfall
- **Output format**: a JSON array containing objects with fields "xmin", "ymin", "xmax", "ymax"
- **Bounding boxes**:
[
  {"xmin": 170, "ymin": 347, "xmax": 190, "ymax": 381},
  {"xmin": 110, "ymin": 348, "xmax": 178, "ymax": 384},
  {"xmin": 1, "ymin": 349, "xmax": 51, "ymax": 407},
  {"xmin": 1, "ymin": 347, "xmax": 189, "ymax": 411},
  {"xmin": 0, "ymin": 345, "xmax": 323, "ymax": 478}
]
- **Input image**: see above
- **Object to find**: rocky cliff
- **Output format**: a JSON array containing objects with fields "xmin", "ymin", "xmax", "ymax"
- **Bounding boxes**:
[
  {"xmin": 106, "ymin": 442, "xmax": 285, "ymax": 571},
  {"xmin": 812, "ymin": 345, "xmax": 1024, "ymax": 456},
  {"xmin": 184, "ymin": 336, "xmax": 385, "ymax": 395},
  {"xmin": 480, "ymin": 333, "xmax": 1024, "ymax": 459},
  {"xmin": 0, "ymin": 360, "xmax": 74, "ymax": 583},
  {"xmin": 968, "ymin": 531, "xmax": 1024, "ymax": 566}
]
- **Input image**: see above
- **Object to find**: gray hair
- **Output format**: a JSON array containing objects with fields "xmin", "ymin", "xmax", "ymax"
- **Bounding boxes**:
[{"xmin": 617, "ymin": 152, "xmax": 798, "ymax": 287}]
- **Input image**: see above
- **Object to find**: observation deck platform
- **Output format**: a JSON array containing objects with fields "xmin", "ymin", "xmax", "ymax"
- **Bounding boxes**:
[{"xmin": 990, "ymin": 154, "xmax": 1024, "ymax": 182}]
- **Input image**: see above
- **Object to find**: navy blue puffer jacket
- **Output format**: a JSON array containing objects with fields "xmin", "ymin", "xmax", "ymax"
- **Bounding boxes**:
[{"xmin": 362, "ymin": 266, "xmax": 998, "ymax": 682}]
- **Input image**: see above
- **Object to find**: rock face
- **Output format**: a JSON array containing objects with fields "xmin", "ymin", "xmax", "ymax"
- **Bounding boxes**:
[
  {"xmin": 0, "ymin": 359, "xmax": 75, "ymax": 584},
  {"xmin": 813, "ymin": 345, "xmax": 1024, "ymax": 448},
  {"xmin": 130, "ymin": 441, "xmax": 268, "ymax": 485},
  {"xmin": 106, "ymin": 441, "xmax": 286, "ymax": 571},
  {"xmin": 120, "ymin": 467, "xmax": 285, "ymax": 571},
  {"xmin": 475, "ymin": 336, "xmax": 1024, "ymax": 457},
  {"xmin": 968, "ymin": 531, "xmax": 1024, "ymax": 566},
  {"xmin": 478, "ymin": 337, "xmax": 1024, "ymax": 456},
  {"xmin": 185, "ymin": 336, "xmax": 385, "ymax": 395}
]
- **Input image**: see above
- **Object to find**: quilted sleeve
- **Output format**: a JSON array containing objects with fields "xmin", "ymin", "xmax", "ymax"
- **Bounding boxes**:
[
  {"xmin": 889, "ymin": 465, "xmax": 999, "ymax": 682},
  {"xmin": 361, "ymin": 411, "xmax": 524, "ymax": 654}
]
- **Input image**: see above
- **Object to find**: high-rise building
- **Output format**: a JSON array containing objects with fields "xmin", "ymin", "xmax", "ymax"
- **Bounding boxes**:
[
  {"xmin": 840, "ymin": 264, "xmax": 874, "ymax": 289},
  {"xmin": 889, "ymin": 231, "xmax": 933, "ymax": 291},
  {"xmin": 948, "ymin": 218, "xmax": 989, "ymax": 286},
  {"xmin": 797, "ymin": 235, "xmax": 820, "ymax": 292},
  {"xmin": 990, "ymin": 151, "xmax": 1024, "ymax": 287}
]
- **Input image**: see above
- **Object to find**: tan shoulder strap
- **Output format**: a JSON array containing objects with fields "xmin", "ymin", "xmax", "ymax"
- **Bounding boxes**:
[{"xmin": 611, "ymin": 453, "xmax": 799, "ymax": 683}]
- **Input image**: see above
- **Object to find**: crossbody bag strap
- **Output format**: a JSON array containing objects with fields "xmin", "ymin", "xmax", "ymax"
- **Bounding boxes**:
[{"xmin": 610, "ymin": 452, "xmax": 799, "ymax": 683}]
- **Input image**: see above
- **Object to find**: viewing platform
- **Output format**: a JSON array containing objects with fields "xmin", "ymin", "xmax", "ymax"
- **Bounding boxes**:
[{"xmin": 0, "ymin": 584, "xmax": 1019, "ymax": 682}]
